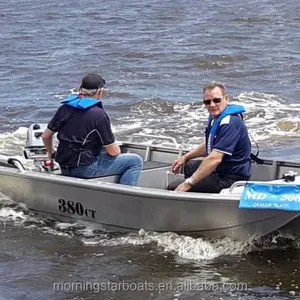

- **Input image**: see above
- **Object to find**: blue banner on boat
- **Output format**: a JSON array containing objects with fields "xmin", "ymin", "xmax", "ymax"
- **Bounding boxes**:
[{"xmin": 239, "ymin": 183, "xmax": 300, "ymax": 211}]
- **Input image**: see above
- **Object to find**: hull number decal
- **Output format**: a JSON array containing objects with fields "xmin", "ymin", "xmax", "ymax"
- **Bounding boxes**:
[{"xmin": 58, "ymin": 199, "xmax": 96, "ymax": 218}]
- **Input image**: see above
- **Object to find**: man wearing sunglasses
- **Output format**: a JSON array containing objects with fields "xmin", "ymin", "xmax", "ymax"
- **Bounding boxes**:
[
  {"xmin": 168, "ymin": 82, "xmax": 251, "ymax": 193},
  {"xmin": 42, "ymin": 73, "xmax": 143, "ymax": 185}
]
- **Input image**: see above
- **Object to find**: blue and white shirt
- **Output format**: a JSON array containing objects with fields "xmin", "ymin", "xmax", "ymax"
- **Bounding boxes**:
[{"xmin": 205, "ymin": 114, "xmax": 251, "ymax": 178}]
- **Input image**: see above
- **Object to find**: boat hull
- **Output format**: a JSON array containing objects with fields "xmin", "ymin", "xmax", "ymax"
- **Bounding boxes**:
[{"xmin": 0, "ymin": 167, "xmax": 299, "ymax": 240}]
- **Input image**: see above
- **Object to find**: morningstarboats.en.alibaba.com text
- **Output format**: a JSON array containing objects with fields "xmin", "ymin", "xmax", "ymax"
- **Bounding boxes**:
[{"xmin": 53, "ymin": 280, "xmax": 248, "ymax": 293}]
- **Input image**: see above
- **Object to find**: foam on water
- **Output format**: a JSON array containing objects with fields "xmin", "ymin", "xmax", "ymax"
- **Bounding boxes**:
[
  {"xmin": 0, "ymin": 91, "xmax": 300, "ymax": 153},
  {"xmin": 114, "ymin": 92, "xmax": 300, "ymax": 149},
  {"xmin": 0, "ymin": 193, "xmax": 70, "ymax": 237},
  {"xmin": 0, "ymin": 192, "xmax": 41, "ymax": 227},
  {"xmin": 82, "ymin": 230, "xmax": 253, "ymax": 261},
  {"xmin": 237, "ymin": 92, "xmax": 300, "ymax": 145},
  {"xmin": 0, "ymin": 126, "xmax": 28, "ymax": 155}
]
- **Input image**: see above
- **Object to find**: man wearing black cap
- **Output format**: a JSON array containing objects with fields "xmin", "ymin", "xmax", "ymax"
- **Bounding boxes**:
[{"xmin": 42, "ymin": 73, "xmax": 143, "ymax": 185}]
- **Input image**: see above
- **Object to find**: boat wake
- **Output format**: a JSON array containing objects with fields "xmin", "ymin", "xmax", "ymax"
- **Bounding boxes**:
[
  {"xmin": 1, "ymin": 192, "xmax": 300, "ymax": 262},
  {"xmin": 82, "ymin": 230, "xmax": 252, "ymax": 261},
  {"xmin": 1, "ymin": 91, "xmax": 300, "ymax": 158},
  {"xmin": 0, "ymin": 192, "xmax": 67, "ymax": 237}
]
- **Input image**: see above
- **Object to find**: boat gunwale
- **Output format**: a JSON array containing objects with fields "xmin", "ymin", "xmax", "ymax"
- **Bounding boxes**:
[
  {"xmin": 1, "ymin": 170, "xmax": 300, "ymax": 205},
  {"xmin": 1, "ymin": 149, "xmax": 300, "ymax": 203},
  {"xmin": 0, "ymin": 165, "xmax": 243, "ymax": 202}
]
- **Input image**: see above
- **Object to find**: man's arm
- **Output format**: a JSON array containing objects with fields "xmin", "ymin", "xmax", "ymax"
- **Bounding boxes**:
[
  {"xmin": 189, "ymin": 150, "xmax": 224, "ymax": 184},
  {"xmin": 95, "ymin": 111, "xmax": 121, "ymax": 157},
  {"xmin": 42, "ymin": 128, "xmax": 55, "ymax": 159},
  {"xmin": 175, "ymin": 150, "xmax": 224, "ymax": 192},
  {"xmin": 182, "ymin": 140, "xmax": 206, "ymax": 161},
  {"xmin": 172, "ymin": 140, "xmax": 206, "ymax": 174},
  {"xmin": 104, "ymin": 143, "xmax": 121, "ymax": 156}
]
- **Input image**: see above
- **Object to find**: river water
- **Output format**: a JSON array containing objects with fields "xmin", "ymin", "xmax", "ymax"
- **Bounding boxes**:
[{"xmin": 1, "ymin": 0, "xmax": 300, "ymax": 299}]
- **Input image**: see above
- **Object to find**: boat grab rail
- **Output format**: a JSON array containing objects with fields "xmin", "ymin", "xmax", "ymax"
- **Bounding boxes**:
[
  {"xmin": 7, "ymin": 158, "xmax": 26, "ymax": 173},
  {"xmin": 227, "ymin": 177, "xmax": 300, "ymax": 193},
  {"xmin": 227, "ymin": 181, "xmax": 248, "ymax": 193},
  {"xmin": 228, "ymin": 180, "xmax": 288, "ymax": 193},
  {"xmin": 128, "ymin": 133, "xmax": 179, "ymax": 148}
]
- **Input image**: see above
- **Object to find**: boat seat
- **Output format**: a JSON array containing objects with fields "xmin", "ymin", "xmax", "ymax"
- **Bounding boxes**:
[
  {"xmin": 53, "ymin": 161, "xmax": 171, "ymax": 176},
  {"xmin": 83, "ymin": 160, "xmax": 172, "ymax": 184},
  {"xmin": 142, "ymin": 161, "xmax": 171, "ymax": 170}
]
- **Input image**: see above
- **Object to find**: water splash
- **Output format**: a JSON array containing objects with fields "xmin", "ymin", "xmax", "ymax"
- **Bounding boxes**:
[
  {"xmin": 1, "ymin": 92, "xmax": 300, "ymax": 154},
  {"xmin": 82, "ymin": 229, "xmax": 253, "ymax": 261}
]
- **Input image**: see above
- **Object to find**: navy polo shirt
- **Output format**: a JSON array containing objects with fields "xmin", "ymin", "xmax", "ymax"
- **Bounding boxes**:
[
  {"xmin": 205, "ymin": 115, "xmax": 251, "ymax": 177},
  {"xmin": 47, "ymin": 104, "xmax": 115, "ymax": 167}
]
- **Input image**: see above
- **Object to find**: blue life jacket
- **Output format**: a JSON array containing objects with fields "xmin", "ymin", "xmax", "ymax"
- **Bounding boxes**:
[
  {"xmin": 61, "ymin": 94, "xmax": 104, "ymax": 109},
  {"xmin": 206, "ymin": 104, "xmax": 245, "ymax": 155}
]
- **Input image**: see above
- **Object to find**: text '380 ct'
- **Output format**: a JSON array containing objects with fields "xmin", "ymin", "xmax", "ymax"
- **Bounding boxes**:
[{"xmin": 58, "ymin": 199, "xmax": 96, "ymax": 218}]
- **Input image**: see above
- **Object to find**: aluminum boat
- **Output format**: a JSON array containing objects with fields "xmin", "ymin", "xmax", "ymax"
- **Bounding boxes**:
[{"xmin": 0, "ymin": 123, "xmax": 299, "ymax": 240}]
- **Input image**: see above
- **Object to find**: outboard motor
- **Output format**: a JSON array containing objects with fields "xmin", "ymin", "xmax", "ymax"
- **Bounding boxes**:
[{"xmin": 23, "ymin": 124, "xmax": 58, "ymax": 172}]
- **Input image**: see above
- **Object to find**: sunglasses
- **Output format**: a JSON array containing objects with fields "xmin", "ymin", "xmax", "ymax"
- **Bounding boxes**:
[
  {"xmin": 203, "ymin": 97, "xmax": 222, "ymax": 105},
  {"xmin": 100, "ymin": 79, "xmax": 106, "ymax": 88}
]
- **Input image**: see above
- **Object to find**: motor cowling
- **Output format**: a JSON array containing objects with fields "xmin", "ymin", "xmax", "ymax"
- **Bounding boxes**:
[
  {"xmin": 23, "ymin": 124, "xmax": 58, "ymax": 172},
  {"xmin": 23, "ymin": 124, "xmax": 48, "ymax": 160}
]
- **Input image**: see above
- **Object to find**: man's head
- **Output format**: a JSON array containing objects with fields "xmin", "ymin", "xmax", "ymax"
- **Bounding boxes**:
[
  {"xmin": 80, "ymin": 73, "xmax": 106, "ymax": 99},
  {"xmin": 203, "ymin": 82, "xmax": 228, "ymax": 118}
]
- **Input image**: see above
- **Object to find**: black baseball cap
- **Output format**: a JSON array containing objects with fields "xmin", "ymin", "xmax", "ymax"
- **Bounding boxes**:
[{"xmin": 80, "ymin": 73, "xmax": 106, "ymax": 90}]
